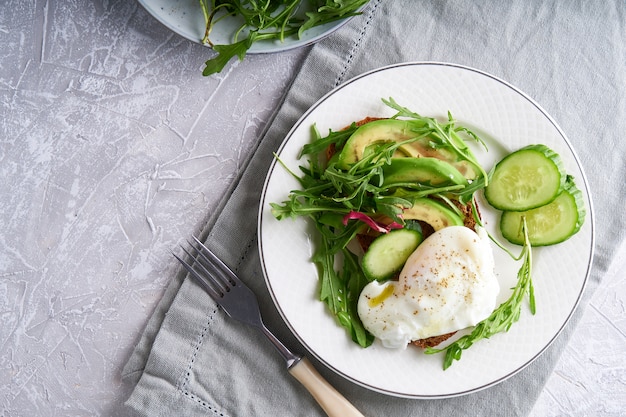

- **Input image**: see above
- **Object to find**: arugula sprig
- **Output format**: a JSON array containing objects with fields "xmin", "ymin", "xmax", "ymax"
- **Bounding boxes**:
[
  {"xmin": 425, "ymin": 218, "xmax": 536, "ymax": 369},
  {"xmin": 315, "ymin": 229, "xmax": 374, "ymax": 347},
  {"xmin": 199, "ymin": 0, "xmax": 370, "ymax": 76}
]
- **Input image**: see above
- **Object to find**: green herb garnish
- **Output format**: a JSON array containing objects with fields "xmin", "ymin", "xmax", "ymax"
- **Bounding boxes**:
[{"xmin": 198, "ymin": 0, "xmax": 370, "ymax": 75}]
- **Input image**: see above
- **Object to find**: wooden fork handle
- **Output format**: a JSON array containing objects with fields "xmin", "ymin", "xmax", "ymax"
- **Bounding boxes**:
[{"xmin": 288, "ymin": 357, "xmax": 365, "ymax": 417}]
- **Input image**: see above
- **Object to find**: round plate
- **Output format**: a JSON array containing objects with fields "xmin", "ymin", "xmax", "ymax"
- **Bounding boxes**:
[
  {"xmin": 138, "ymin": 0, "xmax": 360, "ymax": 53},
  {"xmin": 258, "ymin": 62, "xmax": 594, "ymax": 398}
]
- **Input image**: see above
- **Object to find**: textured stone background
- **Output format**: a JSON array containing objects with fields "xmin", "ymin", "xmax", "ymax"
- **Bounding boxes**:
[{"xmin": 0, "ymin": 2, "xmax": 624, "ymax": 416}]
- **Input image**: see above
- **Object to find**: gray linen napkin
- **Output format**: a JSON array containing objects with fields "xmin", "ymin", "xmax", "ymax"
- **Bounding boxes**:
[{"xmin": 122, "ymin": 1, "xmax": 626, "ymax": 416}]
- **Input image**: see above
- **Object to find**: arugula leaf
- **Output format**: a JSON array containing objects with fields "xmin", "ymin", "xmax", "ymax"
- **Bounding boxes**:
[
  {"xmin": 299, "ymin": 123, "xmax": 358, "ymax": 158},
  {"xmin": 299, "ymin": 0, "xmax": 369, "ymax": 35},
  {"xmin": 199, "ymin": 0, "xmax": 370, "ymax": 76},
  {"xmin": 202, "ymin": 34, "xmax": 257, "ymax": 76},
  {"xmin": 313, "ymin": 223, "xmax": 374, "ymax": 347},
  {"xmin": 341, "ymin": 248, "xmax": 375, "ymax": 347},
  {"xmin": 314, "ymin": 225, "xmax": 344, "ymax": 313}
]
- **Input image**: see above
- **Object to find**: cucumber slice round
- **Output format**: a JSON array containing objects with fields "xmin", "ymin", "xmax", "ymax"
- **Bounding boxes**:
[
  {"xmin": 361, "ymin": 228, "xmax": 423, "ymax": 281},
  {"xmin": 485, "ymin": 144, "xmax": 566, "ymax": 211},
  {"xmin": 500, "ymin": 176, "xmax": 586, "ymax": 246}
]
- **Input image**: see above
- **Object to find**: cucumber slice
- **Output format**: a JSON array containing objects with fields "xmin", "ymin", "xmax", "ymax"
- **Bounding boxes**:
[
  {"xmin": 500, "ymin": 176, "xmax": 586, "ymax": 246},
  {"xmin": 361, "ymin": 228, "xmax": 423, "ymax": 281},
  {"xmin": 485, "ymin": 144, "xmax": 566, "ymax": 211}
]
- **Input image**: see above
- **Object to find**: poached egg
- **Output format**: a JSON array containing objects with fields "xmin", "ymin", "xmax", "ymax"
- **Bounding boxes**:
[{"xmin": 357, "ymin": 226, "xmax": 499, "ymax": 349}]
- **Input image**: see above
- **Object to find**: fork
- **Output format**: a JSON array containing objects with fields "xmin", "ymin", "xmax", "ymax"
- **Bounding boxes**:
[{"xmin": 174, "ymin": 236, "xmax": 365, "ymax": 417}]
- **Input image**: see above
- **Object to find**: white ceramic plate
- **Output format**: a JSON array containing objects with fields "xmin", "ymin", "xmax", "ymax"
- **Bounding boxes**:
[
  {"xmin": 138, "ymin": 0, "xmax": 361, "ymax": 53},
  {"xmin": 258, "ymin": 62, "xmax": 594, "ymax": 398}
]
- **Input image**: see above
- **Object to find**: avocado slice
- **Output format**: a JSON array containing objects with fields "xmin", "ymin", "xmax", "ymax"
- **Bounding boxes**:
[
  {"xmin": 382, "ymin": 157, "xmax": 468, "ymax": 187},
  {"xmin": 336, "ymin": 119, "xmax": 427, "ymax": 169},
  {"xmin": 336, "ymin": 119, "xmax": 477, "ymax": 179},
  {"xmin": 403, "ymin": 198, "xmax": 464, "ymax": 231}
]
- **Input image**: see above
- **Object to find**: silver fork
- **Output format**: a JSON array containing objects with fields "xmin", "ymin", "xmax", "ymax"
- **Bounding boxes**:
[{"xmin": 174, "ymin": 236, "xmax": 365, "ymax": 417}]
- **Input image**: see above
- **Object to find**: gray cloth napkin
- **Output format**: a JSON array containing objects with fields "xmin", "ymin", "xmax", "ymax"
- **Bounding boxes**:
[{"xmin": 122, "ymin": 1, "xmax": 626, "ymax": 416}]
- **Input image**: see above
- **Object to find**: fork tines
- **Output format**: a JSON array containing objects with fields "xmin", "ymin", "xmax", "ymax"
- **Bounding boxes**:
[{"xmin": 174, "ymin": 237, "xmax": 238, "ymax": 300}]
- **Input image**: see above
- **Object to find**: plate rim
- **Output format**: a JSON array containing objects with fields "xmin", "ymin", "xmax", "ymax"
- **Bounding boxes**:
[
  {"xmin": 137, "ymin": 0, "xmax": 362, "ymax": 54},
  {"xmin": 257, "ymin": 61, "xmax": 595, "ymax": 398}
]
